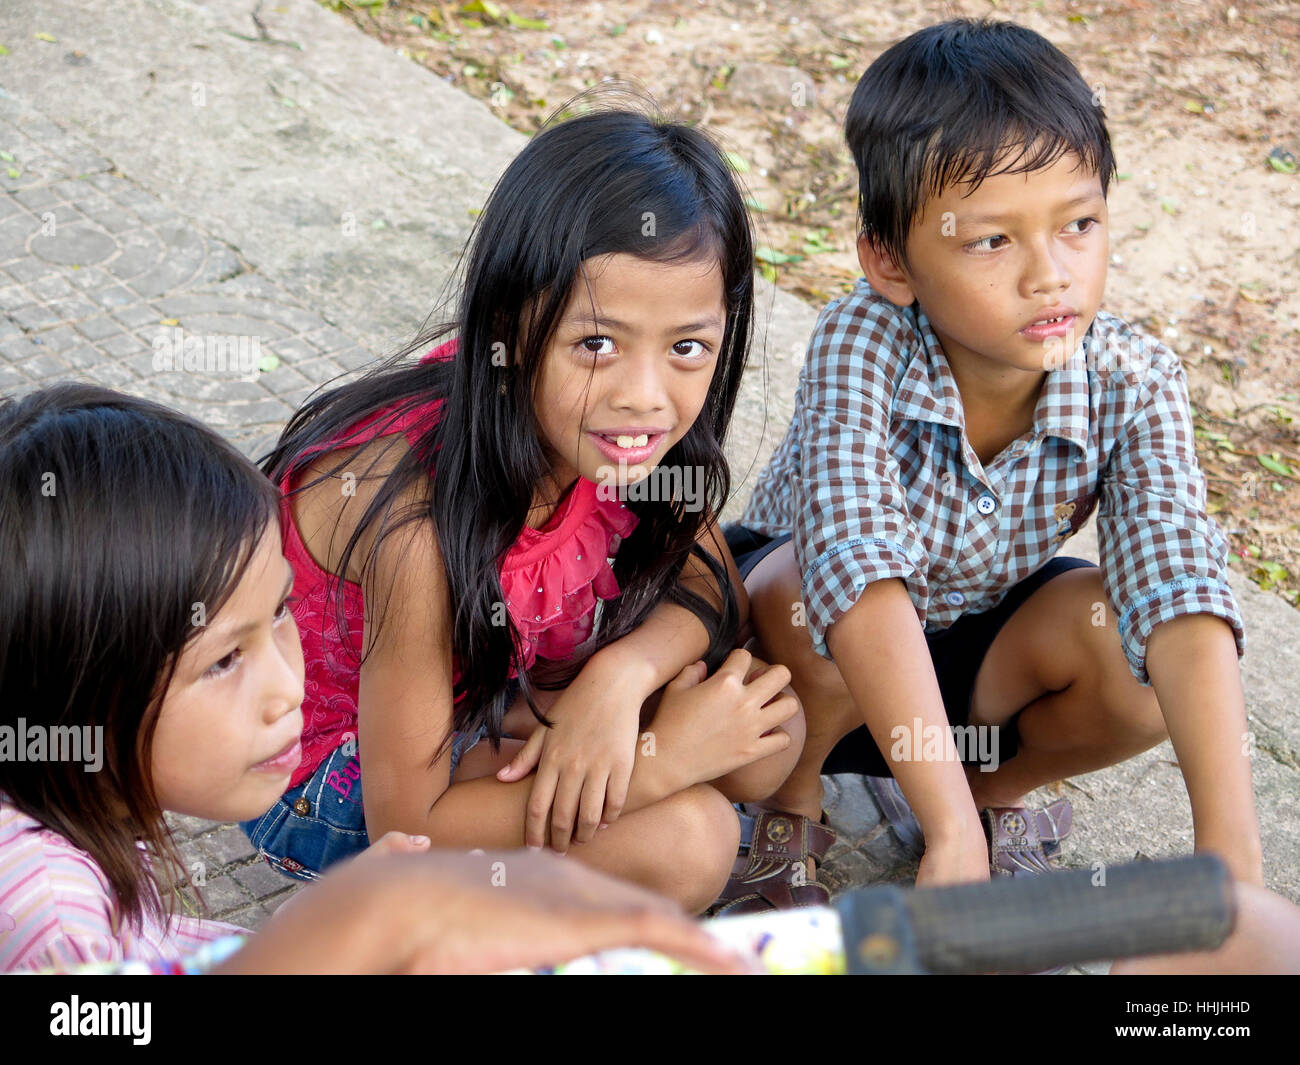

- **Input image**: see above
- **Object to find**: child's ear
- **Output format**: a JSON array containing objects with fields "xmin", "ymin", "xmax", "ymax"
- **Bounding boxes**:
[{"xmin": 856, "ymin": 233, "xmax": 916, "ymax": 309}]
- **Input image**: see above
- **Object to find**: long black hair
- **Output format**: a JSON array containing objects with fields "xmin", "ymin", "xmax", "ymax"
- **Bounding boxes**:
[
  {"xmin": 262, "ymin": 99, "xmax": 755, "ymax": 748},
  {"xmin": 0, "ymin": 383, "xmax": 281, "ymax": 930}
]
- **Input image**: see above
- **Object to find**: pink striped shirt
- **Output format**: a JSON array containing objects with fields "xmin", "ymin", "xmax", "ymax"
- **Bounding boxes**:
[{"xmin": 0, "ymin": 796, "xmax": 245, "ymax": 973}]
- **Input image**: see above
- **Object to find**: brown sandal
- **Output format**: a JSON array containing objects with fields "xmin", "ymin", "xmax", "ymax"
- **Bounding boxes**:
[
  {"xmin": 708, "ymin": 808, "xmax": 837, "ymax": 916},
  {"xmin": 984, "ymin": 798, "xmax": 1072, "ymax": 877}
]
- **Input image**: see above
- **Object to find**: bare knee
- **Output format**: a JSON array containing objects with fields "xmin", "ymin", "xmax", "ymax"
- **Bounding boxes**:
[
  {"xmin": 1076, "ymin": 591, "xmax": 1167, "ymax": 748},
  {"xmin": 651, "ymin": 784, "xmax": 739, "ymax": 914}
]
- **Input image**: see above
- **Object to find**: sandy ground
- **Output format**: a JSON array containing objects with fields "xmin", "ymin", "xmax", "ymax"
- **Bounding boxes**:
[{"xmin": 322, "ymin": 0, "xmax": 1300, "ymax": 606}]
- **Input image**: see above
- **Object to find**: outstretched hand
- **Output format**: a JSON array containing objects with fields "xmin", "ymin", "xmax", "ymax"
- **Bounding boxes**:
[{"xmin": 217, "ymin": 848, "xmax": 756, "ymax": 975}]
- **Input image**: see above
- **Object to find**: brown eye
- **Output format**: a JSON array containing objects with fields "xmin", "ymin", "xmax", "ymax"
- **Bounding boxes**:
[
  {"xmin": 206, "ymin": 650, "xmax": 241, "ymax": 678},
  {"xmin": 580, "ymin": 336, "xmax": 615, "ymax": 355},
  {"xmin": 672, "ymin": 340, "xmax": 709, "ymax": 358}
]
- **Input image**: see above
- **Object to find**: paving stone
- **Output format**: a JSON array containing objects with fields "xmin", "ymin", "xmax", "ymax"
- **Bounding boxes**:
[
  {"xmin": 30, "ymin": 274, "xmax": 74, "ymax": 300},
  {"xmin": 84, "ymin": 360, "xmax": 139, "ymax": 388},
  {"xmin": 232, "ymin": 860, "xmax": 300, "ymax": 902},
  {"xmin": 0, "ymin": 285, "xmax": 32, "ymax": 312},
  {"xmin": 195, "ymin": 875, "xmax": 252, "ymax": 916},
  {"xmin": 11, "ymin": 303, "xmax": 64, "ymax": 331},
  {"xmin": 60, "ymin": 341, "xmax": 106, "ymax": 369},
  {"xmin": 112, "ymin": 302, "xmax": 165, "ymax": 329},
  {"xmin": 13, "ymin": 186, "xmax": 59, "ymax": 211},
  {"xmin": 218, "ymin": 902, "xmax": 278, "ymax": 932},
  {"xmin": 72, "ymin": 314, "xmax": 125, "ymax": 341},
  {"xmin": 0, "ymin": 336, "xmax": 44, "ymax": 361},
  {"xmin": 256, "ymin": 361, "xmax": 311, "ymax": 393},
  {"xmin": 30, "ymin": 323, "xmax": 82, "ymax": 353},
  {"xmin": 97, "ymin": 331, "xmax": 150, "ymax": 358},
  {"xmin": 164, "ymin": 813, "xmax": 221, "ymax": 840},
  {"xmin": 32, "ymin": 225, "xmax": 118, "ymax": 267},
  {"xmin": 65, "ymin": 265, "xmax": 113, "ymax": 290},
  {"xmin": 48, "ymin": 296, "xmax": 101, "ymax": 322},
  {"xmin": 89, "ymin": 283, "xmax": 136, "ymax": 309},
  {"xmin": 264, "ymin": 335, "xmax": 321, "ymax": 364},
  {"xmin": 198, "ymin": 825, "xmax": 259, "ymax": 867},
  {"xmin": 0, "ymin": 362, "xmax": 29, "ymax": 390},
  {"xmin": 5, "ymin": 259, "xmax": 56, "ymax": 283}
]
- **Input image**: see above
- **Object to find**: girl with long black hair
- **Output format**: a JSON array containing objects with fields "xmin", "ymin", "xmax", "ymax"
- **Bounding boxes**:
[{"xmin": 241, "ymin": 102, "xmax": 809, "ymax": 912}]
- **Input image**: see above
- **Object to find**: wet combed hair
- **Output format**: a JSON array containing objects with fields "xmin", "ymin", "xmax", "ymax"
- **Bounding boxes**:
[
  {"xmin": 262, "ymin": 97, "xmax": 755, "ymax": 753},
  {"xmin": 845, "ymin": 18, "xmax": 1117, "ymax": 269},
  {"xmin": 0, "ymin": 383, "xmax": 281, "ymax": 931}
]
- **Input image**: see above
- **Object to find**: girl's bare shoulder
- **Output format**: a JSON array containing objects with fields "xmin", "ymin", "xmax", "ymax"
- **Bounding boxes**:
[{"xmin": 289, "ymin": 434, "xmax": 436, "ymax": 585}]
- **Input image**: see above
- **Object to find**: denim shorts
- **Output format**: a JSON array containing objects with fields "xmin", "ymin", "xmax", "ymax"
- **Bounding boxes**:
[
  {"xmin": 722, "ymin": 524, "xmax": 1096, "ymax": 778},
  {"xmin": 239, "ymin": 725, "xmax": 490, "ymax": 883}
]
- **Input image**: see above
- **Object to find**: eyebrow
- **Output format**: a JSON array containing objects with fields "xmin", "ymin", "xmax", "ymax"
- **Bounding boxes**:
[
  {"xmin": 957, "ymin": 191, "xmax": 1105, "ymax": 229},
  {"xmin": 561, "ymin": 312, "xmax": 725, "ymax": 334},
  {"xmin": 207, "ymin": 566, "xmax": 296, "ymax": 644}
]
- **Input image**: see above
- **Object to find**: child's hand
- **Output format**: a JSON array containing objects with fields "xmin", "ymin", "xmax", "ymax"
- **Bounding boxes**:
[
  {"xmin": 496, "ymin": 656, "xmax": 645, "ymax": 854},
  {"xmin": 221, "ymin": 849, "xmax": 755, "ymax": 975},
  {"xmin": 358, "ymin": 830, "xmax": 432, "ymax": 861},
  {"xmin": 652, "ymin": 649, "xmax": 799, "ymax": 787}
]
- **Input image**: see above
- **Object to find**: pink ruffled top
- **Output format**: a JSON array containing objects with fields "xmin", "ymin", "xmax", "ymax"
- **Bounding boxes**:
[{"xmin": 280, "ymin": 340, "xmax": 639, "ymax": 788}]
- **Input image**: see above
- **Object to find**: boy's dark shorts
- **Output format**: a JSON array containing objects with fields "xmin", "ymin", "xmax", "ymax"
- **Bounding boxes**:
[{"xmin": 723, "ymin": 523, "xmax": 1096, "ymax": 778}]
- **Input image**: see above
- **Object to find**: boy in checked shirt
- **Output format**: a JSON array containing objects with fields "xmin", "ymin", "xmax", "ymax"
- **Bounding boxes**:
[{"xmin": 728, "ymin": 19, "xmax": 1262, "ymax": 890}]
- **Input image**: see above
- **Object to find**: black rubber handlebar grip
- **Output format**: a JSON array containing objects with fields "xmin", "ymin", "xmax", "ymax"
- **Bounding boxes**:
[{"xmin": 837, "ymin": 855, "xmax": 1235, "ymax": 974}]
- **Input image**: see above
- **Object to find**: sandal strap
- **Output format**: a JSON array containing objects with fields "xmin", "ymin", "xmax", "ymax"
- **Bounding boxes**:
[
  {"xmin": 748, "ymin": 810, "xmax": 836, "ymax": 866},
  {"xmin": 984, "ymin": 798, "xmax": 1072, "ymax": 878},
  {"xmin": 713, "ymin": 880, "xmax": 830, "ymax": 917},
  {"xmin": 708, "ymin": 810, "xmax": 837, "ymax": 915}
]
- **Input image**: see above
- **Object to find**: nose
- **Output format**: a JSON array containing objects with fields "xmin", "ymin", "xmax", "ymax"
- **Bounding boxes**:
[
  {"xmin": 1022, "ymin": 235, "xmax": 1071, "ymax": 297},
  {"xmin": 608, "ymin": 346, "xmax": 669, "ymax": 414},
  {"xmin": 266, "ymin": 617, "xmax": 306, "ymax": 723}
]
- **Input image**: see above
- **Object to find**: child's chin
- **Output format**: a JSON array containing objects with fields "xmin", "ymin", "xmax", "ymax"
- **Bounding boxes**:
[
  {"xmin": 228, "ymin": 777, "xmax": 291, "ymax": 820},
  {"xmin": 588, "ymin": 460, "xmax": 655, "ymax": 491}
]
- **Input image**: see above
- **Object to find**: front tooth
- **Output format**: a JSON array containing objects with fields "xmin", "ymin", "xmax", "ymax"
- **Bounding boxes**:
[
  {"xmin": 632, "ymin": 434, "xmax": 648, "ymax": 447},
  {"xmin": 616, "ymin": 435, "xmax": 635, "ymax": 448}
]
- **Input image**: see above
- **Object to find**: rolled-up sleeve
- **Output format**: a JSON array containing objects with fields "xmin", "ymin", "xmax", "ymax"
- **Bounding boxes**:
[
  {"xmin": 1097, "ymin": 349, "xmax": 1245, "ymax": 684},
  {"xmin": 791, "ymin": 301, "xmax": 931, "ymax": 660}
]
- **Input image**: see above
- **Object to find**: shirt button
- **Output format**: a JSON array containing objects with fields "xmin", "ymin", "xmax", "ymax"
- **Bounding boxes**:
[
  {"xmin": 975, "ymin": 493, "xmax": 997, "ymax": 515},
  {"xmin": 292, "ymin": 797, "xmax": 311, "ymax": 816},
  {"xmin": 946, "ymin": 591, "xmax": 966, "ymax": 606}
]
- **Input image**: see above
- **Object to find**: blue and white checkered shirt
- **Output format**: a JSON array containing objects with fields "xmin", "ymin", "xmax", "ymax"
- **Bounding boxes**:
[{"xmin": 741, "ymin": 280, "xmax": 1245, "ymax": 684}]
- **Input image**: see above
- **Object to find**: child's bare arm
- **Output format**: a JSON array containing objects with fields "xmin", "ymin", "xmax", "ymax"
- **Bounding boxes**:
[
  {"xmin": 826, "ymin": 577, "xmax": 989, "ymax": 885},
  {"xmin": 1145, "ymin": 614, "xmax": 1263, "ymax": 885},
  {"xmin": 588, "ymin": 514, "xmax": 750, "ymax": 695},
  {"xmin": 1097, "ymin": 344, "xmax": 1258, "ymax": 882},
  {"xmin": 354, "ymin": 511, "xmax": 790, "ymax": 847},
  {"xmin": 495, "ymin": 514, "xmax": 751, "ymax": 848}
]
